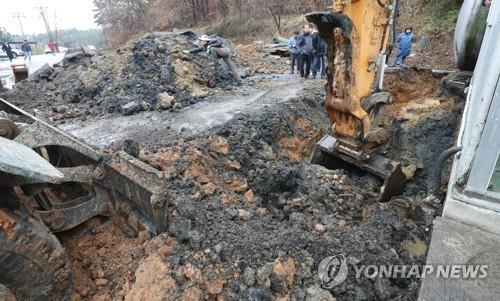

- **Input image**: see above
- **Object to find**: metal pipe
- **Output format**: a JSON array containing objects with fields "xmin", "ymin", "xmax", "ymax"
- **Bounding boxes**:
[{"xmin": 429, "ymin": 146, "xmax": 463, "ymax": 194}]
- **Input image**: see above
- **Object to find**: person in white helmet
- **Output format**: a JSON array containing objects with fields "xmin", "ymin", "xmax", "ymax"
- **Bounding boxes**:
[{"xmin": 183, "ymin": 35, "xmax": 242, "ymax": 83}]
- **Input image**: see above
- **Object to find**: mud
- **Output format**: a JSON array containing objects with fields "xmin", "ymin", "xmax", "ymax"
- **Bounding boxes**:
[
  {"xmin": 5, "ymin": 32, "xmax": 248, "ymax": 121},
  {"xmin": 44, "ymin": 64, "xmax": 465, "ymax": 301}
]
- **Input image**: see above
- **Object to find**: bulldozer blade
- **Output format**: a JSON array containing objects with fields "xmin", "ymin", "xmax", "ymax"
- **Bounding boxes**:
[{"xmin": 310, "ymin": 135, "xmax": 406, "ymax": 202}]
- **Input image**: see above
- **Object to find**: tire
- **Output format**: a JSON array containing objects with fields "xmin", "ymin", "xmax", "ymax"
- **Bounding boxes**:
[
  {"xmin": 11, "ymin": 53, "xmax": 17, "ymax": 59},
  {"xmin": 0, "ymin": 194, "xmax": 72, "ymax": 301}
]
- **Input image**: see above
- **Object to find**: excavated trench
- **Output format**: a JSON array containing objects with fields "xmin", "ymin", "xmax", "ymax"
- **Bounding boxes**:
[{"xmin": 46, "ymin": 67, "xmax": 465, "ymax": 300}]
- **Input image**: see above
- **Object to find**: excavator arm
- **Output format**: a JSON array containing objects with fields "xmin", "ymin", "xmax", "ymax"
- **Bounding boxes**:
[{"xmin": 307, "ymin": 0, "xmax": 405, "ymax": 201}]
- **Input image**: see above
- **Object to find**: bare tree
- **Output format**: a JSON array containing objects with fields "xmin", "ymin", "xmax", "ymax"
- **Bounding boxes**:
[{"xmin": 260, "ymin": 0, "xmax": 288, "ymax": 33}]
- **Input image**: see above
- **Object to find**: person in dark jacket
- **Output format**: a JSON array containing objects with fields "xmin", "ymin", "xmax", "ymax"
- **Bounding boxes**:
[
  {"xmin": 391, "ymin": 27, "xmax": 415, "ymax": 66},
  {"xmin": 287, "ymin": 31, "xmax": 300, "ymax": 74},
  {"xmin": 312, "ymin": 30, "xmax": 327, "ymax": 79},
  {"xmin": 183, "ymin": 35, "xmax": 241, "ymax": 82},
  {"xmin": 1, "ymin": 43, "xmax": 14, "ymax": 62},
  {"xmin": 21, "ymin": 40, "xmax": 32, "ymax": 62},
  {"xmin": 297, "ymin": 24, "xmax": 315, "ymax": 79}
]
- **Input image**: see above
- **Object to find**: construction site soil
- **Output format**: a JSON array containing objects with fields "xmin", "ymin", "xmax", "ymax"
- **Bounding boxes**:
[{"xmin": 4, "ymin": 32, "xmax": 465, "ymax": 301}]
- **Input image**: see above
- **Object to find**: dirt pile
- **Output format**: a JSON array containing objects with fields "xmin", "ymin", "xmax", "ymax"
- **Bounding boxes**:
[
  {"xmin": 57, "ymin": 70, "xmax": 465, "ymax": 300},
  {"xmin": 6, "ymin": 32, "xmax": 248, "ymax": 121},
  {"xmin": 236, "ymin": 43, "xmax": 290, "ymax": 74}
]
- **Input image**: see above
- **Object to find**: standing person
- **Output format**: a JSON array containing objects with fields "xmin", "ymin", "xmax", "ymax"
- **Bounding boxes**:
[
  {"xmin": 21, "ymin": 40, "xmax": 32, "ymax": 62},
  {"xmin": 391, "ymin": 27, "xmax": 415, "ymax": 66},
  {"xmin": 48, "ymin": 41, "xmax": 56, "ymax": 55},
  {"xmin": 183, "ymin": 35, "xmax": 241, "ymax": 83},
  {"xmin": 287, "ymin": 31, "xmax": 300, "ymax": 74},
  {"xmin": 312, "ymin": 30, "xmax": 327, "ymax": 79},
  {"xmin": 1, "ymin": 43, "xmax": 14, "ymax": 62},
  {"xmin": 297, "ymin": 24, "xmax": 315, "ymax": 79}
]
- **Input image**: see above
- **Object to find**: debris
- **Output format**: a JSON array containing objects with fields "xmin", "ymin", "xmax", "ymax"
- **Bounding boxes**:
[
  {"xmin": 156, "ymin": 93, "xmax": 175, "ymax": 110},
  {"xmin": 305, "ymin": 285, "xmax": 336, "ymax": 301},
  {"xmin": 121, "ymin": 101, "xmax": 140, "ymax": 116}
]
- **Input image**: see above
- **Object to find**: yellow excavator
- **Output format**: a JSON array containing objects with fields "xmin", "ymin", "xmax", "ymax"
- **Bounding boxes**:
[{"xmin": 307, "ymin": 0, "xmax": 404, "ymax": 201}]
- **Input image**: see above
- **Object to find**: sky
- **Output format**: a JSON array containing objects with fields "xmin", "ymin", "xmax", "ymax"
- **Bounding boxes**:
[{"xmin": 0, "ymin": 0, "xmax": 100, "ymax": 36}]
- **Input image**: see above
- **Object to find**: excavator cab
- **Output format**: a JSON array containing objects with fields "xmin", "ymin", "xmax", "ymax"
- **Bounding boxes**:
[{"xmin": 307, "ymin": 0, "xmax": 405, "ymax": 201}]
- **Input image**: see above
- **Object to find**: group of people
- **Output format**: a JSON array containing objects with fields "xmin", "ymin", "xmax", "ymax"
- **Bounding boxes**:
[
  {"xmin": 1, "ymin": 40, "xmax": 33, "ymax": 63},
  {"xmin": 288, "ymin": 24, "xmax": 327, "ymax": 79}
]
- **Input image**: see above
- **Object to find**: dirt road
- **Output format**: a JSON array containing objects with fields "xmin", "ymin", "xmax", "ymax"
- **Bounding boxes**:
[{"xmin": 59, "ymin": 74, "xmax": 306, "ymax": 150}]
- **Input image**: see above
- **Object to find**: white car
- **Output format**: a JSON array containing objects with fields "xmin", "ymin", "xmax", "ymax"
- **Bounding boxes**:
[
  {"xmin": 0, "ymin": 47, "xmax": 22, "ymax": 59},
  {"xmin": 45, "ymin": 46, "xmax": 68, "ymax": 54}
]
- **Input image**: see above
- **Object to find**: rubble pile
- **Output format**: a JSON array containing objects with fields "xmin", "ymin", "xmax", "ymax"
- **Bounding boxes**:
[
  {"xmin": 236, "ymin": 43, "xmax": 290, "ymax": 74},
  {"xmin": 58, "ymin": 73, "xmax": 463, "ymax": 300},
  {"xmin": 7, "ymin": 32, "xmax": 249, "ymax": 120}
]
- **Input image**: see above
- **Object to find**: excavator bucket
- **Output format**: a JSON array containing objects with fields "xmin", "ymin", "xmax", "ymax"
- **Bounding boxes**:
[
  {"xmin": 306, "ymin": 2, "xmax": 405, "ymax": 201},
  {"xmin": 310, "ymin": 135, "xmax": 405, "ymax": 202}
]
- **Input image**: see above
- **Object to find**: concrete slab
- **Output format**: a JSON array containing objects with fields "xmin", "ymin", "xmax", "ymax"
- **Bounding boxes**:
[{"xmin": 418, "ymin": 217, "xmax": 500, "ymax": 301}]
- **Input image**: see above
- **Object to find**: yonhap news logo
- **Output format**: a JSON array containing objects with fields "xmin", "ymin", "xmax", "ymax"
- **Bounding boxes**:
[
  {"xmin": 318, "ymin": 254, "xmax": 488, "ymax": 288},
  {"xmin": 318, "ymin": 255, "xmax": 349, "ymax": 289}
]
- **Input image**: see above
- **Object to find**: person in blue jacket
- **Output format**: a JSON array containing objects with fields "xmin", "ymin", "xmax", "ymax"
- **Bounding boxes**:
[
  {"xmin": 391, "ymin": 27, "xmax": 416, "ymax": 66},
  {"xmin": 287, "ymin": 31, "xmax": 300, "ymax": 74}
]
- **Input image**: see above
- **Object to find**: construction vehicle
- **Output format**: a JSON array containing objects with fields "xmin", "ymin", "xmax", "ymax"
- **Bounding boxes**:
[
  {"xmin": 0, "ymin": 98, "xmax": 170, "ymax": 300},
  {"xmin": 419, "ymin": 1, "xmax": 500, "ymax": 299},
  {"xmin": 307, "ymin": 0, "xmax": 405, "ymax": 201}
]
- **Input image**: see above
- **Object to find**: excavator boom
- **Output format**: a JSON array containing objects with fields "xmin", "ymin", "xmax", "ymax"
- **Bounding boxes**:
[{"xmin": 307, "ymin": 0, "xmax": 405, "ymax": 201}]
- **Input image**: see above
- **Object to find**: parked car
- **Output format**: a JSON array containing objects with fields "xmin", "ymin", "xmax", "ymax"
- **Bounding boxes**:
[
  {"xmin": 0, "ymin": 47, "xmax": 22, "ymax": 59},
  {"xmin": 45, "ymin": 46, "xmax": 68, "ymax": 54}
]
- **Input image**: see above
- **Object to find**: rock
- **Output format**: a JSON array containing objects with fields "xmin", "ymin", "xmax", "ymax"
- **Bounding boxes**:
[
  {"xmin": 125, "ymin": 254, "xmax": 177, "ymax": 301},
  {"xmin": 243, "ymin": 288, "xmax": 272, "ymax": 301},
  {"xmin": 168, "ymin": 217, "xmax": 192, "ymax": 242},
  {"xmin": 81, "ymin": 45, "xmax": 96, "ymax": 56},
  {"xmin": 173, "ymin": 102, "xmax": 182, "ymax": 110},
  {"xmin": 245, "ymin": 190, "xmax": 255, "ymax": 203},
  {"xmin": 225, "ymin": 177, "xmax": 248, "ymax": 193},
  {"xmin": 28, "ymin": 63, "xmax": 54, "ymax": 81},
  {"xmin": 409, "ymin": 203, "xmax": 435, "ymax": 225},
  {"xmin": 314, "ymin": 223, "xmax": 327, "ymax": 233},
  {"xmin": 63, "ymin": 51, "xmax": 85, "ymax": 62},
  {"xmin": 256, "ymin": 262, "xmax": 274, "ymax": 288},
  {"xmin": 181, "ymin": 287, "xmax": 203, "ymax": 301},
  {"xmin": 238, "ymin": 209, "xmax": 251, "ymax": 221},
  {"xmin": 402, "ymin": 164, "xmax": 417, "ymax": 179},
  {"xmin": 209, "ymin": 137, "xmax": 230, "ymax": 155},
  {"xmin": 160, "ymin": 64, "xmax": 172, "ymax": 81},
  {"xmin": 156, "ymin": 92, "xmax": 175, "ymax": 110},
  {"xmin": 270, "ymin": 257, "xmax": 295, "ymax": 294},
  {"xmin": 243, "ymin": 267, "xmax": 256, "ymax": 286},
  {"xmin": 305, "ymin": 285, "xmax": 335, "ymax": 301},
  {"xmin": 121, "ymin": 101, "xmax": 140, "ymax": 115},
  {"xmin": 203, "ymin": 183, "xmax": 218, "ymax": 195},
  {"xmin": 139, "ymin": 101, "xmax": 149, "ymax": 111}
]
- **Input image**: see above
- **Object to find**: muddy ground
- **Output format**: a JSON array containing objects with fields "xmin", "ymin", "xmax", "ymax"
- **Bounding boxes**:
[
  {"xmin": 57, "ymin": 69, "xmax": 462, "ymax": 301},
  {"xmin": 3, "ymin": 31, "xmax": 465, "ymax": 300}
]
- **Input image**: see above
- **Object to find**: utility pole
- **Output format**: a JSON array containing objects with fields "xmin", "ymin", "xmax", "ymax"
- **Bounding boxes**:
[
  {"xmin": 54, "ymin": 10, "xmax": 59, "ymax": 52},
  {"xmin": 12, "ymin": 12, "xmax": 26, "ymax": 38},
  {"xmin": 35, "ymin": 6, "xmax": 54, "ymax": 43}
]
